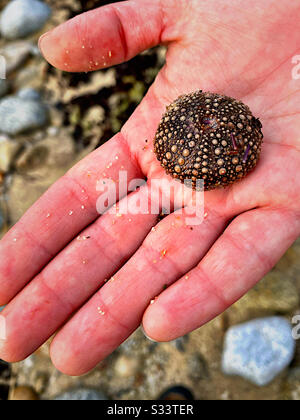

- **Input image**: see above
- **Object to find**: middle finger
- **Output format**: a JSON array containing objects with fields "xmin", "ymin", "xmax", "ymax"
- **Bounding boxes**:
[
  {"xmin": 50, "ymin": 205, "xmax": 230, "ymax": 375},
  {"xmin": 0, "ymin": 186, "xmax": 156, "ymax": 362}
]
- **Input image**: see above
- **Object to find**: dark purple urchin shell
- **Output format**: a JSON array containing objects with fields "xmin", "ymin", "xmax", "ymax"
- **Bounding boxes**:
[{"xmin": 154, "ymin": 90, "xmax": 263, "ymax": 191}]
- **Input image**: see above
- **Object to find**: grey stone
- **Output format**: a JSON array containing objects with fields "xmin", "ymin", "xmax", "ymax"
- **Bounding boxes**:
[
  {"xmin": 0, "ymin": 79, "xmax": 9, "ymax": 98},
  {"xmin": 0, "ymin": 96, "xmax": 48, "ymax": 135},
  {"xmin": 17, "ymin": 87, "xmax": 41, "ymax": 101},
  {"xmin": 14, "ymin": 58, "xmax": 47, "ymax": 91},
  {"xmin": 222, "ymin": 317, "xmax": 295, "ymax": 386},
  {"xmin": 0, "ymin": 0, "xmax": 51, "ymax": 40},
  {"xmin": 171, "ymin": 335, "xmax": 189, "ymax": 352},
  {"xmin": 0, "ymin": 41, "xmax": 34, "ymax": 75},
  {"xmin": 54, "ymin": 388, "xmax": 108, "ymax": 401}
]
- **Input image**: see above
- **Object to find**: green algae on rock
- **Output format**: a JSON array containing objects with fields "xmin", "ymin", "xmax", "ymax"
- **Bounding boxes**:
[{"xmin": 154, "ymin": 91, "xmax": 263, "ymax": 191}]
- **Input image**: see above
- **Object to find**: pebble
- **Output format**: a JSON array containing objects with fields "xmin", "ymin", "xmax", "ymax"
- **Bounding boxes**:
[
  {"xmin": 188, "ymin": 353, "xmax": 209, "ymax": 381},
  {"xmin": 0, "ymin": 96, "xmax": 48, "ymax": 135},
  {"xmin": 47, "ymin": 126, "xmax": 59, "ymax": 137},
  {"xmin": 0, "ymin": 135, "xmax": 21, "ymax": 172},
  {"xmin": 222, "ymin": 317, "xmax": 295, "ymax": 386},
  {"xmin": 34, "ymin": 372, "xmax": 48, "ymax": 394},
  {"xmin": 0, "ymin": 41, "xmax": 34, "ymax": 74},
  {"xmin": 17, "ymin": 87, "xmax": 41, "ymax": 101},
  {"xmin": 54, "ymin": 388, "xmax": 108, "ymax": 401},
  {"xmin": 114, "ymin": 355, "xmax": 139, "ymax": 378},
  {"xmin": 0, "ymin": 0, "xmax": 51, "ymax": 40},
  {"xmin": 9, "ymin": 386, "xmax": 39, "ymax": 400},
  {"xmin": 171, "ymin": 335, "xmax": 189, "ymax": 352},
  {"xmin": 0, "ymin": 79, "xmax": 9, "ymax": 98}
]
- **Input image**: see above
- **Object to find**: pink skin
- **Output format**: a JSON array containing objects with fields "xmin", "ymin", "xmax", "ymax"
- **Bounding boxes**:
[{"xmin": 0, "ymin": 0, "xmax": 300, "ymax": 375}]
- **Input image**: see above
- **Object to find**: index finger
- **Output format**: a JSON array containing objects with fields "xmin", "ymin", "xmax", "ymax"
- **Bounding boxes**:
[
  {"xmin": 0, "ymin": 133, "xmax": 142, "ymax": 304},
  {"xmin": 0, "ymin": 0, "xmax": 168, "ymax": 304}
]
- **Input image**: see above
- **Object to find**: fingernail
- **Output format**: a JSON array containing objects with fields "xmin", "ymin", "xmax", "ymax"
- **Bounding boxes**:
[
  {"xmin": 38, "ymin": 31, "xmax": 51, "ymax": 55},
  {"xmin": 140, "ymin": 325, "xmax": 158, "ymax": 343},
  {"xmin": 0, "ymin": 315, "xmax": 6, "ymax": 340}
]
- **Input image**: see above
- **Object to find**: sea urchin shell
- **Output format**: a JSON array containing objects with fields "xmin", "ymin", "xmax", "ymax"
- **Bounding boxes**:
[{"xmin": 154, "ymin": 91, "xmax": 263, "ymax": 191}]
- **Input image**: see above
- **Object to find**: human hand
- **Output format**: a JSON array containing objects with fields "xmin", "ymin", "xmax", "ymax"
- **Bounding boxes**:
[{"xmin": 0, "ymin": 0, "xmax": 299, "ymax": 375}]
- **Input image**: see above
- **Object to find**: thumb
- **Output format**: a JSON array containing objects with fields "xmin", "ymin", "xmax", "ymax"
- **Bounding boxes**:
[{"xmin": 39, "ymin": 0, "xmax": 165, "ymax": 72}]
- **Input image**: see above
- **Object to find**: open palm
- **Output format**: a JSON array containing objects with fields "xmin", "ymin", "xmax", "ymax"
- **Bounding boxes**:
[{"xmin": 0, "ymin": 0, "xmax": 299, "ymax": 375}]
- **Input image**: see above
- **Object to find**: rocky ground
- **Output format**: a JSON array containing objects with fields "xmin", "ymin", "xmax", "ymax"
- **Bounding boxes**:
[{"xmin": 0, "ymin": 0, "xmax": 300, "ymax": 401}]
